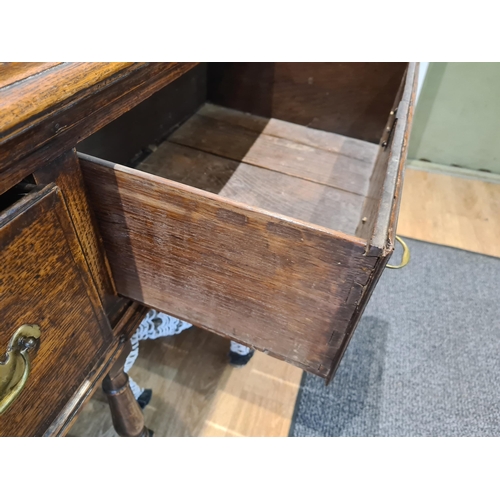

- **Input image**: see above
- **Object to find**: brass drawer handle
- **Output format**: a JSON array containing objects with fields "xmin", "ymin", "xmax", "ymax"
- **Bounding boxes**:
[
  {"xmin": 0, "ymin": 324, "xmax": 41, "ymax": 415},
  {"xmin": 386, "ymin": 235, "xmax": 410, "ymax": 269}
]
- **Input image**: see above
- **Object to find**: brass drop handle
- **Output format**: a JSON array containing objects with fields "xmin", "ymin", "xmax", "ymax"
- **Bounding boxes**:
[
  {"xmin": 0, "ymin": 324, "xmax": 41, "ymax": 415},
  {"xmin": 386, "ymin": 235, "xmax": 410, "ymax": 269}
]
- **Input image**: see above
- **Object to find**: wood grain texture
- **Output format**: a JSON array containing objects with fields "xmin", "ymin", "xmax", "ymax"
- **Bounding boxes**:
[
  {"xmin": 102, "ymin": 342, "xmax": 151, "ymax": 437},
  {"xmin": 169, "ymin": 112, "xmax": 373, "ymax": 196},
  {"xmin": 44, "ymin": 301, "xmax": 147, "ymax": 436},
  {"xmin": 79, "ymin": 154, "xmax": 379, "ymax": 378},
  {"xmin": 219, "ymin": 163, "xmax": 365, "ymax": 235},
  {"xmin": 0, "ymin": 63, "xmax": 62, "ymax": 89},
  {"xmin": 380, "ymin": 63, "xmax": 418, "ymax": 251},
  {"xmin": 207, "ymin": 63, "xmax": 408, "ymax": 143},
  {"xmin": 140, "ymin": 141, "xmax": 239, "ymax": 194},
  {"xmin": 0, "ymin": 62, "xmax": 199, "ymax": 196},
  {"xmin": 72, "ymin": 166, "xmax": 500, "ymax": 437},
  {"xmin": 140, "ymin": 126, "xmax": 371, "ymax": 235},
  {"xmin": 150, "ymin": 100, "xmax": 378, "ymax": 238},
  {"xmin": 33, "ymin": 150, "xmax": 128, "ymax": 324},
  {"xmin": 70, "ymin": 328, "xmax": 303, "ymax": 437},
  {"xmin": 355, "ymin": 73, "xmax": 405, "ymax": 243},
  {"xmin": 0, "ymin": 184, "xmax": 114, "ymax": 436},
  {"xmin": 77, "ymin": 64, "xmax": 207, "ymax": 166},
  {"xmin": 398, "ymin": 168, "xmax": 500, "ymax": 258},
  {"xmin": 136, "ymin": 331, "xmax": 303, "ymax": 437},
  {"xmin": 357, "ymin": 63, "xmax": 418, "ymax": 253},
  {"xmin": 0, "ymin": 63, "xmax": 133, "ymax": 138},
  {"xmin": 198, "ymin": 103, "xmax": 379, "ymax": 164},
  {"xmin": 44, "ymin": 341, "xmax": 122, "ymax": 437},
  {"xmin": 332, "ymin": 65, "xmax": 418, "ymax": 377}
]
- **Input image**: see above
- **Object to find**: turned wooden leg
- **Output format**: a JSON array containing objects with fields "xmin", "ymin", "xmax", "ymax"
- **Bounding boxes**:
[{"xmin": 102, "ymin": 340, "xmax": 153, "ymax": 437}]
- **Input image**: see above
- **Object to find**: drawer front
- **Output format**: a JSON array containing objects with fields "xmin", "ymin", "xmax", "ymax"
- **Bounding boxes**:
[
  {"xmin": 80, "ymin": 156, "xmax": 379, "ymax": 378},
  {"xmin": 0, "ymin": 184, "xmax": 113, "ymax": 436}
]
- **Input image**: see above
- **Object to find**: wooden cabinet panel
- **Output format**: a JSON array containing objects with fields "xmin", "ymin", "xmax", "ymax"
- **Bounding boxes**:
[
  {"xmin": 33, "ymin": 150, "xmax": 130, "ymax": 326},
  {"xmin": 0, "ymin": 62, "xmax": 199, "ymax": 196},
  {"xmin": 0, "ymin": 184, "xmax": 114, "ymax": 436},
  {"xmin": 207, "ymin": 63, "xmax": 408, "ymax": 143}
]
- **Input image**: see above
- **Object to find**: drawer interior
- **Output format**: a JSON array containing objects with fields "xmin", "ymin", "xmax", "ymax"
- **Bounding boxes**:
[
  {"xmin": 0, "ymin": 174, "xmax": 36, "ymax": 214},
  {"xmin": 139, "ymin": 103, "xmax": 378, "ymax": 238},
  {"xmin": 78, "ymin": 63, "xmax": 417, "ymax": 379},
  {"xmin": 79, "ymin": 63, "xmax": 410, "ymax": 247}
]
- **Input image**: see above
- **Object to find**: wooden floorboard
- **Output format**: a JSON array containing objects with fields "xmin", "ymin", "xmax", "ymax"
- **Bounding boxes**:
[
  {"xmin": 198, "ymin": 104, "xmax": 379, "ymax": 164},
  {"xmin": 69, "ymin": 327, "xmax": 303, "ymax": 437},
  {"xmin": 219, "ymin": 162, "xmax": 364, "ymax": 235},
  {"xmin": 140, "ymin": 141, "xmax": 238, "ymax": 194},
  {"xmin": 141, "ymin": 140, "xmax": 365, "ymax": 235},
  {"xmin": 398, "ymin": 168, "xmax": 500, "ymax": 259},
  {"xmin": 70, "ymin": 157, "xmax": 500, "ymax": 438},
  {"xmin": 140, "ymin": 104, "xmax": 374, "ymax": 235},
  {"xmin": 168, "ymin": 106, "xmax": 376, "ymax": 196}
]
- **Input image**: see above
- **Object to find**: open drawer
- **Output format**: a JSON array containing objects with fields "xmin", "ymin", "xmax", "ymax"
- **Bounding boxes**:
[{"xmin": 78, "ymin": 63, "xmax": 417, "ymax": 380}]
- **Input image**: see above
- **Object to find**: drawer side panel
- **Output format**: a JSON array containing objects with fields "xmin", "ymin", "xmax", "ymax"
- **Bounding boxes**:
[{"xmin": 80, "ymin": 155, "xmax": 377, "ymax": 377}]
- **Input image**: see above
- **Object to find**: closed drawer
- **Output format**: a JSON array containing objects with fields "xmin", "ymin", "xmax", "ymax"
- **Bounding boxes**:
[
  {"xmin": 0, "ymin": 183, "xmax": 113, "ymax": 436},
  {"xmin": 79, "ymin": 63, "xmax": 417, "ymax": 380}
]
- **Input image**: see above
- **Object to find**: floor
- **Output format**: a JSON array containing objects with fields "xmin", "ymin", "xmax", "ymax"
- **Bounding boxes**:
[
  {"xmin": 70, "ymin": 163, "xmax": 500, "ymax": 437},
  {"xmin": 398, "ymin": 167, "xmax": 500, "ymax": 259}
]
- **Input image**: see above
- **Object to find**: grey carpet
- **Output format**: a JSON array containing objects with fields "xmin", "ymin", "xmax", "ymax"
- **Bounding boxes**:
[{"xmin": 290, "ymin": 238, "xmax": 500, "ymax": 437}]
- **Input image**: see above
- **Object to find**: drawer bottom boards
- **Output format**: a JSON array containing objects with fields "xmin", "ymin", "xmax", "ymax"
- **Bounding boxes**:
[{"xmin": 143, "ymin": 104, "xmax": 380, "ymax": 237}]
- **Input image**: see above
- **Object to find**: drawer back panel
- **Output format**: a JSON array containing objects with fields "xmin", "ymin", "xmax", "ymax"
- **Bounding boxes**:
[{"xmin": 207, "ymin": 63, "xmax": 408, "ymax": 144}]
